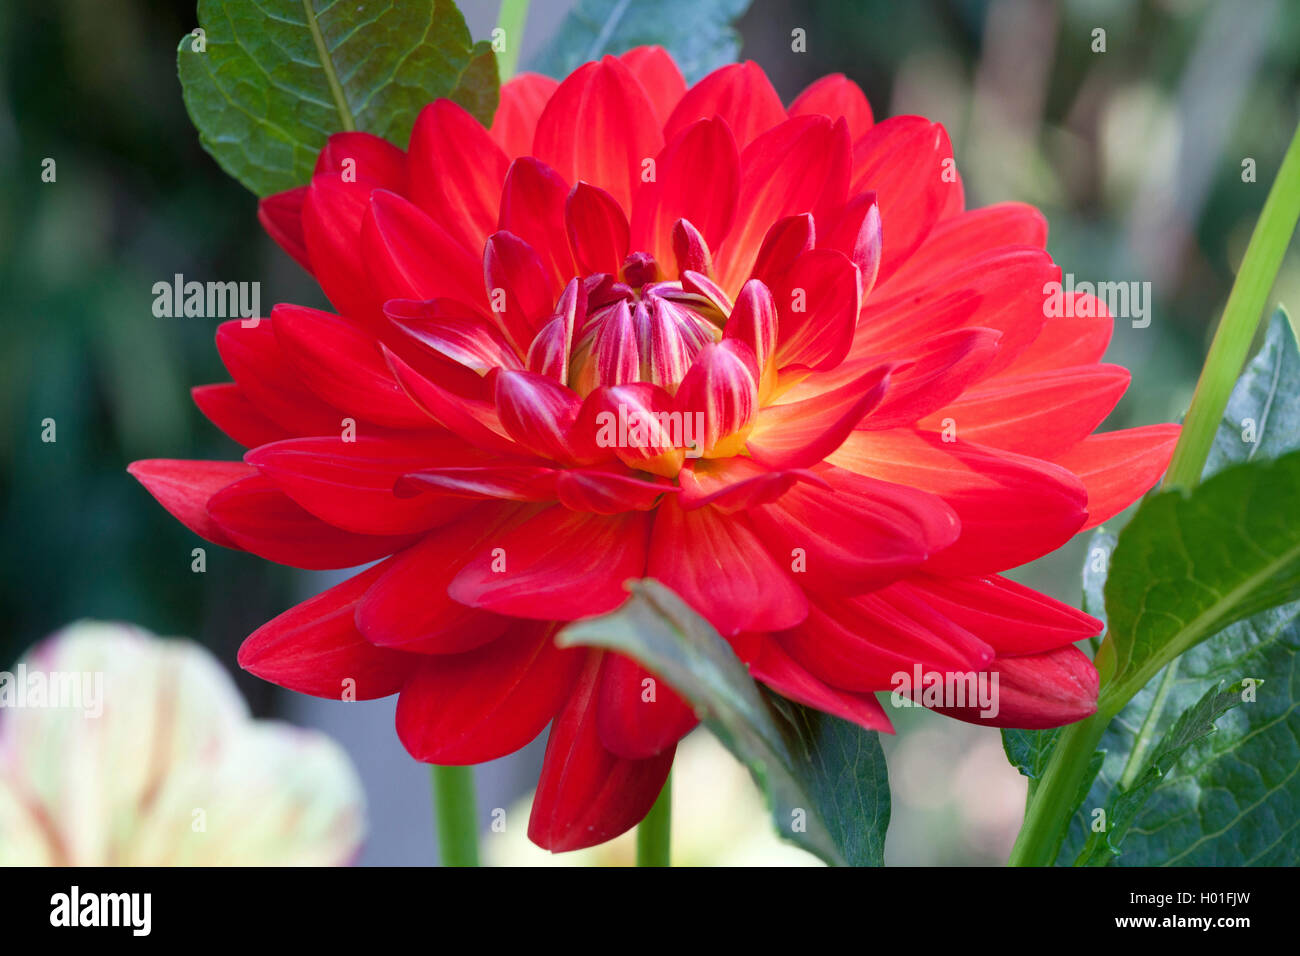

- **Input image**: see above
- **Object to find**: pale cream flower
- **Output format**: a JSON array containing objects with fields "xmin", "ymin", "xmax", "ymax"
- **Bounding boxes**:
[{"xmin": 0, "ymin": 621, "xmax": 364, "ymax": 866}]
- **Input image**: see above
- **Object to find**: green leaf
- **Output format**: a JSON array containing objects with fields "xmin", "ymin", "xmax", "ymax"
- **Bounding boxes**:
[
  {"xmin": 1082, "ymin": 527, "xmax": 1117, "ymax": 625},
  {"xmin": 179, "ymin": 0, "xmax": 499, "ymax": 196},
  {"xmin": 1206, "ymin": 309, "xmax": 1300, "ymax": 475},
  {"xmin": 1099, "ymin": 447, "xmax": 1300, "ymax": 701},
  {"xmin": 531, "ymin": 0, "xmax": 754, "ymax": 84},
  {"xmin": 1001, "ymin": 727, "xmax": 1060, "ymax": 801},
  {"xmin": 558, "ymin": 579, "xmax": 890, "ymax": 866},
  {"xmin": 1054, "ymin": 308, "xmax": 1300, "ymax": 865},
  {"xmin": 1074, "ymin": 680, "xmax": 1253, "ymax": 865}
]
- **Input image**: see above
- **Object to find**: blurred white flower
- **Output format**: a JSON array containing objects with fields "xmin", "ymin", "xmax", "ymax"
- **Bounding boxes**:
[
  {"xmin": 484, "ymin": 730, "xmax": 824, "ymax": 867},
  {"xmin": 0, "ymin": 621, "xmax": 364, "ymax": 865}
]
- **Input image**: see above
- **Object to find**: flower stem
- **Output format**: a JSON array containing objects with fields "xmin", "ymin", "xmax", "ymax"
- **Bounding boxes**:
[
  {"xmin": 431, "ymin": 765, "xmax": 479, "ymax": 867},
  {"xmin": 636, "ymin": 773, "xmax": 672, "ymax": 867},
  {"xmin": 1009, "ymin": 118, "xmax": 1300, "ymax": 867},
  {"xmin": 1162, "ymin": 118, "xmax": 1300, "ymax": 491},
  {"xmin": 496, "ymin": 0, "xmax": 531, "ymax": 83},
  {"xmin": 1007, "ymin": 709, "xmax": 1111, "ymax": 867}
]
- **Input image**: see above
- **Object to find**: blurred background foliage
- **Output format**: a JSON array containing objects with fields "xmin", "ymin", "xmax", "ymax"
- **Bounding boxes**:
[{"xmin": 2, "ymin": 0, "xmax": 1297, "ymax": 864}]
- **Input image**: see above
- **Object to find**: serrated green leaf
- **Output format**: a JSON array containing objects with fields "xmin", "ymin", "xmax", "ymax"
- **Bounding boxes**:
[
  {"xmin": 179, "ymin": 0, "xmax": 499, "ymax": 196},
  {"xmin": 1053, "ymin": 307, "xmax": 1300, "ymax": 865},
  {"xmin": 531, "ymin": 0, "xmax": 754, "ymax": 84},
  {"xmin": 1001, "ymin": 727, "xmax": 1061, "ymax": 801},
  {"xmin": 1100, "ymin": 447, "xmax": 1300, "ymax": 700},
  {"xmin": 1074, "ymin": 680, "xmax": 1253, "ymax": 865},
  {"xmin": 558, "ymin": 579, "xmax": 890, "ymax": 866}
]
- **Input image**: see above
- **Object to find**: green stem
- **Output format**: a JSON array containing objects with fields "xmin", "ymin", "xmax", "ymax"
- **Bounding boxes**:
[
  {"xmin": 1007, "ymin": 710, "xmax": 1111, "ymax": 866},
  {"xmin": 431, "ymin": 765, "xmax": 479, "ymax": 867},
  {"xmin": 636, "ymin": 773, "xmax": 672, "ymax": 867},
  {"xmin": 495, "ymin": 0, "xmax": 531, "ymax": 83},
  {"xmin": 1010, "ymin": 118, "xmax": 1300, "ymax": 867},
  {"xmin": 1163, "ymin": 118, "xmax": 1300, "ymax": 490}
]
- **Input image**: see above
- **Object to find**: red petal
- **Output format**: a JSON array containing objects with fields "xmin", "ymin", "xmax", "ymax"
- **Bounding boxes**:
[
  {"xmin": 771, "ymin": 247, "xmax": 861, "ymax": 371},
  {"xmin": 528, "ymin": 654, "xmax": 675, "ymax": 852},
  {"xmin": 855, "ymin": 327, "xmax": 1003, "ymax": 430},
  {"xmin": 723, "ymin": 278, "xmax": 779, "ymax": 392},
  {"xmin": 272, "ymin": 303, "xmax": 433, "ymax": 428},
  {"xmin": 408, "ymin": 100, "xmax": 508, "ymax": 256},
  {"xmin": 493, "ymin": 368, "xmax": 587, "ymax": 462},
  {"xmin": 238, "ymin": 562, "xmax": 415, "ymax": 699},
  {"xmin": 597, "ymin": 652, "xmax": 698, "ymax": 758},
  {"xmin": 215, "ymin": 320, "xmax": 343, "ymax": 436},
  {"xmin": 484, "ymin": 231, "xmax": 556, "ymax": 356},
  {"xmin": 528, "ymin": 278, "xmax": 584, "ymax": 385},
  {"xmin": 192, "ymin": 383, "xmax": 290, "ymax": 448},
  {"xmin": 674, "ymin": 340, "xmax": 759, "ymax": 458},
  {"xmin": 258, "ymin": 186, "xmax": 311, "ymax": 271},
  {"xmin": 566, "ymin": 181, "xmax": 630, "ymax": 276},
  {"xmin": 777, "ymin": 588, "xmax": 995, "ymax": 692},
  {"xmin": 831, "ymin": 429, "xmax": 1087, "ymax": 573},
  {"xmin": 851, "ymin": 247, "xmax": 1057, "ymax": 369},
  {"xmin": 788, "ymin": 73, "xmax": 874, "ymax": 141},
  {"xmin": 740, "ymin": 636, "xmax": 893, "ymax": 733},
  {"xmin": 556, "ymin": 467, "xmax": 675, "ymax": 514},
  {"xmin": 396, "ymin": 620, "xmax": 584, "ymax": 764},
  {"xmin": 749, "ymin": 464, "xmax": 959, "ymax": 592},
  {"xmin": 1052, "ymin": 424, "xmax": 1180, "ymax": 529},
  {"xmin": 585, "ymin": 299, "xmax": 641, "ymax": 390},
  {"xmin": 750, "ymin": 213, "xmax": 815, "ymax": 290},
  {"xmin": 398, "ymin": 463, "xmax": 559, "ymax": 503},
  {"xmin": 995, "ymin": 314, "xmax": 1114, "ymax": 378},
  {"xmin": 629, "ymin": 117, "xmax": 739, "ymax": 270},
  {"xmin": 127, "ymin": 459, "xmax": 255, "ymax": 548},
  {"xmin": 901, "ymin": 574, "xmax": 1102, "ymax": 656},
  {"xmin": 313, "ymin": 132, "xmax": 407, "ymax": 189},
  {"xmin": 663, "ymin": 61, "xmax": 785, "ymax": 149},
  {"xmin": 677, "ymin": 456, "xmax": 821, "ymax": 512},
  {"xmin": 245, "ymin": 435, "xmax": 477, "ymax": 535},
  {"xmin": 491, "ymin": 72, "xmax": 559, "ymax": 160},
  {"xmin": 924, "ymin": 646, "xmax": 1098, "ymax": 729},
  {"xmin": 449, "ymin": 506, "xmax": 651, "ymax": 619},
  {"xmin": 382, "ymin": 346, "xmax": 522, "ymax": 455},
  {"xmin": 532, "ymin": 56, "xmax": 664, "ymax": 214},
  {"xmin": 498, "ymin": 157, "xmax": 575, "ymax": 294},
  {"xmin": 619, "ymin": 46, "xmax": 687, "ymax": 127},
  {"xmin": 301, "ymin": 173, "xmax": 377, "ymax": 323},
  {"xmin": 919, "ymin": 364, "xmax": 1131, "ymax": 458},
  {"xmin": 578, "ymin": 382, "xmax": 684, "ymax": 477},
  {"xmin": 648, "ymin": 498, "xmax": 808, "ymax": 635},
  {"xmin": 386, "ymin": 298, "xmax": 523, "ymax": 374},
  {"xmin": 747, "ymin": 364, "xmax": 891, "ymax": 470},
  {"xmin": 822, "ymin": 191, "xmax": 882, "ymax": 297},
  {"xmin": 883, "ymin": 201, "xmax": 1048, "ymax": 295},
  {"xmin": 671, "ymin": 218, "xmax": 714, "ymax": 277},
  {"xmin": 363, "ymin": 189, "xmax": 486, "ymax": 310},
  {"xmin": 851, "ymin": 117, "xmax": 963, "ymax": 283},
  {"xmin": 717, "ymin": 116, "xmax": 851, "ymax": 294},
  {"xmin": 356, "ymin": 505, "xmax": 521, "ymax": 654},
  {"xmin": 207, "ymin": 474, "xmax": 417, "ymax": 570}
]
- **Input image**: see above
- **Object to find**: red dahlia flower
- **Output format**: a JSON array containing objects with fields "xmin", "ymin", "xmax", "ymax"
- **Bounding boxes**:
[{"xmin": 130, "ymin": 48, "xmax": 1179, "ymax": 851}]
